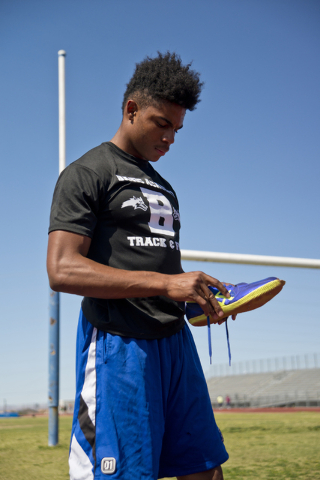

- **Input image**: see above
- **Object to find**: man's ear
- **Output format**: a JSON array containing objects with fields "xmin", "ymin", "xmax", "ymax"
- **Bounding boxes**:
[{"xmin": 125, "ymin": 100, "xmax": 138, "ymax": 123}]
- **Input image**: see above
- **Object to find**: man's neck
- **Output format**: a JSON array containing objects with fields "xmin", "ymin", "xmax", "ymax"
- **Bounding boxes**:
[{"xmin": 110, "ymin": 125, "xmax": 147, "ymax": 161}]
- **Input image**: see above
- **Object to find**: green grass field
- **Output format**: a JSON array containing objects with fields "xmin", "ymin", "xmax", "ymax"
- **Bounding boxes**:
[{"xmin": 0, "ymin": 412, "xmax": 319, "ymax": 479}]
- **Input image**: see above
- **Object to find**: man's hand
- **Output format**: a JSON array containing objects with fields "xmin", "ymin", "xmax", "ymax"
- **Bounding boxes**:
[
  {"xmin": 217, "ymin": 282, "xmax": 237, "ymax": 324},
  {"xmin": 165, "ymin": 271, "xmax": 231, "ymax": 322}
]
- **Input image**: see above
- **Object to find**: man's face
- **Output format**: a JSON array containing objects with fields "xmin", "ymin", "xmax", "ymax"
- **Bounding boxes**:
[{"xmin": 126, "ymin": 100, "xmax": 186, "ymax": 162}]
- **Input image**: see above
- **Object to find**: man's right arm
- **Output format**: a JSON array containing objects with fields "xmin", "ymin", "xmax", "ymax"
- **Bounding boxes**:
[{"xmin": 47, "ymin": 230, "xmax": 230, "ymax": 321}]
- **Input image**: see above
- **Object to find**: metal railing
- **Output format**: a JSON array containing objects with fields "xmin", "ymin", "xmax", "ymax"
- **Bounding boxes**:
[{"xmin": 206, "ymin": 353, "xmax": 320, "ymax": 378}]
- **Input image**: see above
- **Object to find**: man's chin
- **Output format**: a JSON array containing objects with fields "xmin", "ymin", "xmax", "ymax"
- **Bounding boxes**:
[
  {"xmin": 140, "ymin": 149, "xmax": 164, "ymax": 162},
  {"xmin": 146, "ymin": 152, "xmax": 162, "ymax": 162}
]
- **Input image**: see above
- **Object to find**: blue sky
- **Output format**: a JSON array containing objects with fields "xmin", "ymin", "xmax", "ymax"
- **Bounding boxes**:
[{"xmin": 1, "ymin": 0, "xmax": 319, "ymax": 406}]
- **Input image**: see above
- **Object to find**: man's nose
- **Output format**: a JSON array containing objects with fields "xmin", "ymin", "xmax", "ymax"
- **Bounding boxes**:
[{"xmin": 162, "ymin": 130, "xmax": 175, "ymax": 145}]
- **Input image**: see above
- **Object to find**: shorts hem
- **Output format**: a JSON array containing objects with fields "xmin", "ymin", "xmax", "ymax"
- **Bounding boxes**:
[{"xmin": 158, "ymin": 452, "xmax": 229, "ymax": 478}]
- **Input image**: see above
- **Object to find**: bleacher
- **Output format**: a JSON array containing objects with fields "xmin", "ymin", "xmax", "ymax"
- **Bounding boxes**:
[{"xmin": 206, "ymin": 368, "xmax": 320, "ymax": 408}]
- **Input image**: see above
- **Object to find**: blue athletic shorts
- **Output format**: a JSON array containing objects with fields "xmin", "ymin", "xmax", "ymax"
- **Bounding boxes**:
[{"xmin": 69, "ymin": 310, "xmax": 229, "ymax": 480}]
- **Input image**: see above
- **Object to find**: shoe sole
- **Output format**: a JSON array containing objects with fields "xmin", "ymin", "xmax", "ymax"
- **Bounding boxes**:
[{"xmin": 188, "ymin": 278, "xmax": 286, "ymax": 326}]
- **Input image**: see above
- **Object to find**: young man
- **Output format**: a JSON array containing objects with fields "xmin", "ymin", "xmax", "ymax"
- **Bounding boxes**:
[{"xmin": 47, "ymin": 52, "xmax": 230, "ymax": 480}]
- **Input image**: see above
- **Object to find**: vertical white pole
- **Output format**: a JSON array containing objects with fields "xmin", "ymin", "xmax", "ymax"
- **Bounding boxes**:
[
  {"xmin": 58, "ymin": 50, "xmax": 66, "ymax": 174},
  {"xmin": 48, "ymin": 50, "xmax": 66, "ymax": 447}
]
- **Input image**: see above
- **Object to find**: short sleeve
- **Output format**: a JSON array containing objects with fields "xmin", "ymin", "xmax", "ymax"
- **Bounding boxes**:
[{"xmin": 49, "ymin": 164, "xmax": 102, "ymax": 238}]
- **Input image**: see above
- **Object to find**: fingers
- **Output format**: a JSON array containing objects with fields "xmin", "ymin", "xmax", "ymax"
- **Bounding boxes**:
[
  {"xmin": 204, "ymin": 275, "xmax": 231, "ymax": 299},
  {"xmin": 218, "ymin": 317, "xmax": 227, "ymax": 325},
  {"xmin": 217, "ymin": 314, "xmax": 237, "ymax": 325},
  {"xmin": 189, "ymin": 273, "xmax": 232, "ymax": 320},
  {"xmin": 194, "ymin": 290, "xmax": 221, "ymax": 320},
  {"xmin": 201, "ymin": 274, "xmax": 232, "ymax": 319},
  {"xmin": 165, "ymin": 271, "xmax": 234, "ymax": 321},
  {"xmin": 200, "ymin": 284, "xmax": 225, "ymax": 320}
]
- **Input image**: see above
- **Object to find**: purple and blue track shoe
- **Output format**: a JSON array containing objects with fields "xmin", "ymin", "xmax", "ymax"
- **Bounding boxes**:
[{"xmin": 186, "ymin": 277, "xmax": 285, "ymax": 327}]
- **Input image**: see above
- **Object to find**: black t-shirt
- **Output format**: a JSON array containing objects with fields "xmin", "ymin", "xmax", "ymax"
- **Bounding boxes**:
[{"xmin": 49, "ymin": 142, "xmax": 185, "ymax": 338}]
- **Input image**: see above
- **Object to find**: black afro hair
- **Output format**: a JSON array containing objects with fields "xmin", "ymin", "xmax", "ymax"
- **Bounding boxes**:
[{"xmin": 122, "ymin": 51, "xmax": 204, "ymax": 113}]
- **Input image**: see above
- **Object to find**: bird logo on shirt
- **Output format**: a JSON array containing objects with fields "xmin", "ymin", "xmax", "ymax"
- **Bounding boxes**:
[{"xmin": 121, "ymin": 196, "xmax": 148, "ymax": 211}]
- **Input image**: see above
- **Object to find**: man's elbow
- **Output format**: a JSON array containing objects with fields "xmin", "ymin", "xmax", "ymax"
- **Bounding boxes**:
[
  {"xmin": 47, "ymin": 268, "xmax": 65, "ymax": 292},
  {"xmin": 47, "ymin": 259, "xmax": 70, "ymax": 292}
]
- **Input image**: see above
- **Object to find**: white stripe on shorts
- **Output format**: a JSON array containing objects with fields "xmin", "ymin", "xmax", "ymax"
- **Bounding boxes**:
[
  {"xmin": 69, "ymin": 433, "xmax": 94, "ymax": 480},
  {"xmin": 81, "ymin": 327, "xmax": 97, "ymax": 426}
]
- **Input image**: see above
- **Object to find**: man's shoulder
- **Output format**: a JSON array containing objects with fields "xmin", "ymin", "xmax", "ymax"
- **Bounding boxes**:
[
  {"xmin": 71, "ymin": 142, "xmax": 113, "ymax": 173},
  {"xmin": 150, "ymin": 168, "xmax": 179, "ymax": 203}
]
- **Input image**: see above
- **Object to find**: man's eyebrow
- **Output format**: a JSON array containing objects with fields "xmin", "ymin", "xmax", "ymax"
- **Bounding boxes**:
[{"xmin": 157, "ymin": 116, "xmax": 184, "ymax": 130}]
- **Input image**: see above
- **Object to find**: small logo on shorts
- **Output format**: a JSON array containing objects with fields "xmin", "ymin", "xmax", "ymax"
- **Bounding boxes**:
[{"xmin": 101, "ymin": 457, "xmax": 116, "ymax": 474}]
